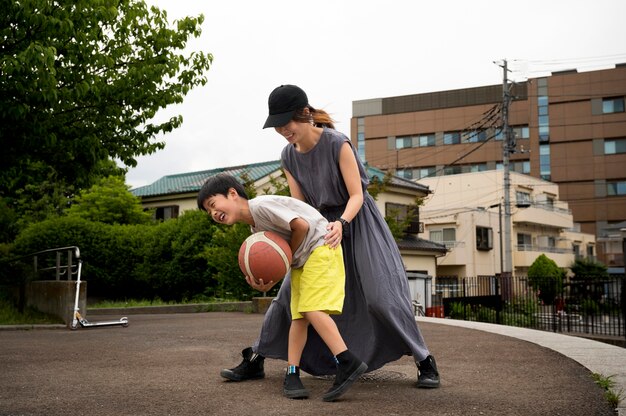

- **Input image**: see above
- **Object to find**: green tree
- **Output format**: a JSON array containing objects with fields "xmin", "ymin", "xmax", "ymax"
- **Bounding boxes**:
[
  {"xmin": 570, "ymin": 257, "xmax": 608, "ymax": 281},
  {"xmin": 527, "ymin": 254, "xmax": 565, "ymax": 304},
  {"xmin": 66, "ymin": 175, "xmax": 153, "ymax": 225},
  {"xmin": 0, "ymin": 0, "xmax": 212, "ymax": 222}
]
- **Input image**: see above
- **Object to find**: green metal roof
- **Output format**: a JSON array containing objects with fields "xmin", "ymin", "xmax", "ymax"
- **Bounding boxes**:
[
  {"xmin": 131, "ymin": 160, "xmax": 430, "ymax": 197},
  {"xmin": 131, "ymin": 160, "xmax": 282, "ymax": 197}
]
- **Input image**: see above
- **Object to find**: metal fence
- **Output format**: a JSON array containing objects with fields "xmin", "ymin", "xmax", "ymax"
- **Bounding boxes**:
[{"xmin": 433, "ymin": 274, "xmax": 625, "ymax": 341}]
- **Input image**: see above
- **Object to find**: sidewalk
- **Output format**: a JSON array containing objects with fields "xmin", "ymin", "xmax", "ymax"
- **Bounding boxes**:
[{"xmin": 0, "ymin": 312, "xmax": 622, "ymax": 416}]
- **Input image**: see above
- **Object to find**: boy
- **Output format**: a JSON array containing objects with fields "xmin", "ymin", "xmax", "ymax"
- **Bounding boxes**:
[{"xmin": 197, "ymin": 173, "xmax": 367, "ymax": 401}]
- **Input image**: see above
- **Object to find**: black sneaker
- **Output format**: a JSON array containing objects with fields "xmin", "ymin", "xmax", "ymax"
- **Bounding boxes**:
[
  {"xmin": 417, "ymin": 355, "xmax": 440, "ymax": 388},
  {"xmin": 283, "ymin": 367, "xmax": 309, "ymax": 399},
  {"xmin": 220, "ymin": 347, "xmax": 265, "ymax": 381},
  {"xmin": 323, "ymin": 350, "xmax": 368, "ymax": 402}
]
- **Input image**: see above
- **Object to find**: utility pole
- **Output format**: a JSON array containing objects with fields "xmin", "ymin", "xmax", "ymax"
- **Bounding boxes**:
[{"xmin": 500, "ymin": 59, "xmax": 513, "ymax": 279}]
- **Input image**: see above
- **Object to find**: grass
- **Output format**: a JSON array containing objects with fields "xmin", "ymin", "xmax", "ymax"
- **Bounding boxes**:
[
  {"xmin": 0, "ymin": 297, "xmax": 64, "ymax": 325},
  {"xmin": 89, "ymin": 297, "xmax": 241, "ymax": 308},
  {"xmin": 591, "ymin": 373, "xmax": 623, "ymax": 409}
]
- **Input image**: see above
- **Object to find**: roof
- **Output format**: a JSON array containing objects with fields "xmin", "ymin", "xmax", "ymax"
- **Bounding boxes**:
[
  {"xmin": 397, "ymin": 234, "xmax": 448, "ymax": 254},
  {"xmin": 131, "ymin": 160, "xmax": 430, "ymax": 198},
  {"xmin": 131, "ymin": 160, "xmax": 282, "ymax": 197}
]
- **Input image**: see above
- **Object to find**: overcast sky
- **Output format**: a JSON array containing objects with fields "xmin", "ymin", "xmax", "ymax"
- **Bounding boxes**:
[{"xmin": 125, "ymin": 0, "xmax": 626, "ymax": 189}]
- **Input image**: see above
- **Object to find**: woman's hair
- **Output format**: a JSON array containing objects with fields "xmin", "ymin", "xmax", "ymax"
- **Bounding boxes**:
[{"xmin": 293, "ymin": 106, "xmax": 335, "ymax": 129}]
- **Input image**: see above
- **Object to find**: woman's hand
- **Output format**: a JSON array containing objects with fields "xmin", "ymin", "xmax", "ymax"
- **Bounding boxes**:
[
  {"xmin": 245, "ymin": 275, "xmax": 277, "ymax": 292},
  {"xmin": 324, "ymin": 220, "xmax": 343, "ymax": 249}
]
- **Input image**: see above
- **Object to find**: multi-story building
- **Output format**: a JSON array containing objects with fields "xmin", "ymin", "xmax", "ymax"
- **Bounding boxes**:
[
  {"xmin": 418, "ymin": 170, "xmax": 596, "ymax": 277},
  {"xmin": 351, "ymin": 65, "xmax": 626, "ymax": 272}
]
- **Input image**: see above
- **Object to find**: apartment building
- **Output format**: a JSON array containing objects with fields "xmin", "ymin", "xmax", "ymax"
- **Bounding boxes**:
[
  {"xmin": 418, "ymin": 170, "xmax": 596, "ymax": 277},
  {"xmin": 351, "ymin": 65, "xmax": 626, "ymax": 272}
]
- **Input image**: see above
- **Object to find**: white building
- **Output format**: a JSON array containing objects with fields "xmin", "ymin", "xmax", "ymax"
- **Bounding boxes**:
[{"xmin": 418, "ymin": 170, "xmax": 596, "ymax": 277}]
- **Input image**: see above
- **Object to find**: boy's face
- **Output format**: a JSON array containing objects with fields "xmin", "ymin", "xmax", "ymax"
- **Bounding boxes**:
[{"xmin": 202, "ymin": 188, "xmax": 238, "ymax": 225}]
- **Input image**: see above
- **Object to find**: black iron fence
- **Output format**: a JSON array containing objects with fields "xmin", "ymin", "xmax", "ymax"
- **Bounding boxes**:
[{"xmin": 433, "ymin": 275, "xmax": 625, "ymax": 341}]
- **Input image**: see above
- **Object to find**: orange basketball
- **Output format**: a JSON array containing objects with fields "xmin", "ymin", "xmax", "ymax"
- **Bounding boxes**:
[{"xmin": 238, "ymin": 231, "xmax": 292, "ymax": 283}]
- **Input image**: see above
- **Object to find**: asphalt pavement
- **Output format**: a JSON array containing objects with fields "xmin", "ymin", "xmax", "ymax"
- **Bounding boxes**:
[{"xmin": 0, "ymin": 312, "xmax": 623, "ymax": 416}]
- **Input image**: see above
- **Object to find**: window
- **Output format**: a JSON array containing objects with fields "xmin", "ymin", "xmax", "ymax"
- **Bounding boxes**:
[
  {"xmin": 154, "ymin": 205, "xmax": 179, "ymax": 220},
  {"xmin": 607, "ymin": 180, "xmax": 626, "ymax": 196},
  {"xmin": 357, "ymin": 131, "xmax": 365, "ymax": 162},
  {"xmin": 516, "ymin": 191, "xmax": 531, "ymax": 207},
  {"xmin": 602, "ymin": 97, "xmax": 625, "ymax": 114},
  {"xmin": 430, "ymin": 228, "xmax": 456, "ymax": 247},
  {"xmin": 396, "ymin": 169, "xmax": 411, "ymax": 179},
  {"xmin": 539, "ymin": 144, "xmax": 551, "ymax": 180},
  {"xmin": 417, "ymin": 166, "xmax": 436, "ymax": 179},
  {"xmin": 443, "ymin": 166, "xmax": 462, "ymax": 175},
  {"xmin": 418, "ymin": 134, "xmax": 436, "ymax": 147},
  {"xmin": 511, "ymin": 161, "xmax": 531, "ymax": 174},
  {"xmin": 537, "ymin": 235, "xmax": 556, "ymax": 248},
  {"xmin": 470, "ymin": 163, "xmax": 488, "ymax": 172},
  {"xmin": 538, "ymin": 89, "xmax": 549, "ymax": 142},
  {"xmin": 512, "ymin": 125, "xmax": 529, "ymax": 139},
  {"xmin": 385, "ymin": 203, "xmax": 420, "ymax": 234},
  {"xmin": 517, "ymin": 233, "xmax": 532, "ymax": 249},
  {"xmin": 465, "ymin": 129, "xmax": 487, "ymax": 143},
  {"xmin": 395, "ymin": 136, "xmax": 412, "ymax": 149},
  {"xmin": 443, "ymin": 131, "xmax": 461, "ymax": 145},
  {"xmin": 605, "ymin": 138, "xmax": 626, "ymax": 154},
  {"xmin": 476, "ymin": 227, "xmax": 493, "ymax": 251}
]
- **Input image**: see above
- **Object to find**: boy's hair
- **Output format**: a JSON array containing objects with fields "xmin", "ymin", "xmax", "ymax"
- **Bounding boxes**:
[{"xmin": 197, "ymin": 173, "xmax": 249, "ymax": 211}]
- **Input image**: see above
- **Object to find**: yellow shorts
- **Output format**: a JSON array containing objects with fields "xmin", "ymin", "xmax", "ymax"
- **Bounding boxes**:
[{"xmin": 290, "ymin": 245, "xmax": 345, "ymax": 320}]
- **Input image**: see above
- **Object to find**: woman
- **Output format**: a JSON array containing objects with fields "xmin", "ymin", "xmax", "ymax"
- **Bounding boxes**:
[{"xmin": 220, "ymin": 84, "xmax": 439, "ymax": 388}]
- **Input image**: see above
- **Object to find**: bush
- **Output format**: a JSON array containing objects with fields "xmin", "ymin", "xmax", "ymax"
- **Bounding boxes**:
[
  {"xmin": 136, "ymin": 210, "xmax": 218, "ymax": 301},
  {"xmin": 527, "ymin": 254, "xmax": 565, "ymax": 305},
  {"xmin": 8, "ymin": 211, "xmax": 227, "ymax": 302},
  {"xmin": 10, "ymin": 216, "xmax": 149, "ymax": 298}
]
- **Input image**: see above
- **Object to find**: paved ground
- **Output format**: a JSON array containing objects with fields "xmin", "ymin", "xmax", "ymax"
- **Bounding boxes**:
[{"xmin": 0, "ymin": 312, "xmax": 622, "ymax": 416}]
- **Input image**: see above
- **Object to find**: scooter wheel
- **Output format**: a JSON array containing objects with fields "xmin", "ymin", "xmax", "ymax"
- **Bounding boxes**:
[
  {"xmin": 121, "ymin": 317, "xmax": 129, "ymax": 327},
  {"xmin": 70, "ymin": 323, "xmax": 78, "ymax": 330}
]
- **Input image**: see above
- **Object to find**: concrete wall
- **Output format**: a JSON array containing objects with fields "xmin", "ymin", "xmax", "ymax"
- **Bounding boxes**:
[{"xmin": 25, "ymin": 281, "xmax": 86, "ymax": 327}]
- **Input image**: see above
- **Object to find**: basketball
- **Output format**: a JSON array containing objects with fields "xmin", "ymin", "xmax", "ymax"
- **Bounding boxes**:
[{"xmin": 238, "ymin": 231, "xmax": 292, "ymax": 283}]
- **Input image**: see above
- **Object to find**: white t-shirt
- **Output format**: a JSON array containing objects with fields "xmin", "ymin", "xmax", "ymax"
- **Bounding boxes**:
[{"xmin": 248, "ymin": 195, "xmax": 328, "ymax": 268}]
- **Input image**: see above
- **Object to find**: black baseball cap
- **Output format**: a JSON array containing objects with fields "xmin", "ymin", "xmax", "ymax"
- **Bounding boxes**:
[{"xmin": 262, "ymin": 84, "xmax": 308, "ymax": 129}]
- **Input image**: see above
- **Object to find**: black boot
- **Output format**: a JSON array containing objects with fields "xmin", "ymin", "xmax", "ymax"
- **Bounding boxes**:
[
  {"xmin": 283, "ymin": 366, "xmax": 309, "ymax": 399},
  {"xmin": 417, "ymin": 355, "xmax": 440, "ymax": 388},
  {"xmin": 323, "ymin": 350, "xmax": 368, "ymax": 402},
  {"xmin": 220, "ymin": 347, "xmax": 265, "ymax": 381}
]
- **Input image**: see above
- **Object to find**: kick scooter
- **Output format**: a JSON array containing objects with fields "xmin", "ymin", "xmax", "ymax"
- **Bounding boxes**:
[{"xmin": 70, "ymin": 260, "xmax": 129, "ymax": 330}]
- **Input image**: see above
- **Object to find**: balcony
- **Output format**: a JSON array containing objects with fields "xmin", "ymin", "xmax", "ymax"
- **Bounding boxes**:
[
  {"xmin": 513, "ymin": 244, "xmax": 575, "ymax": 268},
  {"xmin": 437, "ymin": 241, "xmax": 468, "ymax": 266},
  {"xmin": 512, "ymin": 203, "xmax": 572, "ymax": 229}
]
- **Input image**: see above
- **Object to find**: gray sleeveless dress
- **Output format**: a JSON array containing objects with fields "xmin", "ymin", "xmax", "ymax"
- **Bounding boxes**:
[{"xmin": 253, "ymin": 128, "xmax": 430, "ymax": 375}]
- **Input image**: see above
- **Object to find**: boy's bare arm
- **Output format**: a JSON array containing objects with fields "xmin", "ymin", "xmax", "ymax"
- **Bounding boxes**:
[{"xmin": 289, "ymin": 217, "xmax": 309, "ymax": 254}]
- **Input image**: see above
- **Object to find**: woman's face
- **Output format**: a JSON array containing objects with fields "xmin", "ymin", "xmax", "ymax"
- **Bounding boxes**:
[{"xmin": 274, "ymin": 120, "xmax": 308, "ymax": 145}]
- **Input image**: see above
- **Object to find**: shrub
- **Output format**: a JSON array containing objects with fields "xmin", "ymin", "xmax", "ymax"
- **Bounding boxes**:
[{"xmin": 527, "ymin": 254, "xmax": 565, "ymax": 305}]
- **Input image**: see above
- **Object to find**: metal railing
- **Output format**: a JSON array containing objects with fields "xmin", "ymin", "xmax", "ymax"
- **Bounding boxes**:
[
  {"xmin": 3, "ymin": 246, "xmax": 81, "ymax": 281},
  {"xmin": 433, "ymin": 274, "xmax": 625, "ymax": 341}
]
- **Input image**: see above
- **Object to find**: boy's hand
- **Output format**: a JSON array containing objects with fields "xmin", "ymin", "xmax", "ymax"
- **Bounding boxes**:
[{"xmin": 245, "ymin": 275, "xmax": 277, "ymax": 292}]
